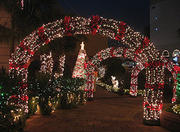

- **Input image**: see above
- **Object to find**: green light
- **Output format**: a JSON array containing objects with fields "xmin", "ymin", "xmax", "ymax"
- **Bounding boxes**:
[
  {"xmin": 1, "ymin": 93, "xmax": 4, "ymax": 96},
  {"xmin": 0, "ymin": 85, "xmax": 2, "ymax": 89}
]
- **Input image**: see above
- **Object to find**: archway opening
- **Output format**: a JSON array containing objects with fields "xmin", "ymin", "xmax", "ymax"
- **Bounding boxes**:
[{"xmin": 163, "ymin": 68, "xmax": 174, "ymax": 103}]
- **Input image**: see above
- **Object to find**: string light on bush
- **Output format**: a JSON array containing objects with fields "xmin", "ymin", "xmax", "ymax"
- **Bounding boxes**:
[{"xmin": 172, "ymin": 104, "xmax": 180, "ymax": 115}]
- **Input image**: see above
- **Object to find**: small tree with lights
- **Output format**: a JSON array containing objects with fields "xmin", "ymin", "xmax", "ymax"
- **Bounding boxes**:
[{"xmin": 72, "ymin": 42, "xmax": 88, "ymax": 79}]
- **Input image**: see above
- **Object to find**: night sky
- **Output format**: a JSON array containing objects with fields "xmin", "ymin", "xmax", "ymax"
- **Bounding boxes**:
[{"xmin": 59, "ymin": 0, "xmax": 149, "ymax": 32}]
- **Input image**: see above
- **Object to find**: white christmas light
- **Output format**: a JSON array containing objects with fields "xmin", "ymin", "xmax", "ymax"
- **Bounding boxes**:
[{"xmin": 40, "ymin": 52, "xmax": 54, "ymax": 75}]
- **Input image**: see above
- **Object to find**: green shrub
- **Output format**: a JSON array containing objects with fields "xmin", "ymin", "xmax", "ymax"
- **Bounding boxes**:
[
  {"xmin": 28, "ymin": 72, "xmax": 53, "ymax": 115},
  {"xmin": 0, "ymin": 69, "xmax": 25, "ymax": 132},
  {"xmin": 57, "ymin": 77, "xmax": 86, "ymax": 109},
  {"xmin": 39, "ymin": 97, "xmax": 52, "ymax": 115},
  {"xmin": 28, "ymin": 97, "xmax": 39, "ymax": 116}
]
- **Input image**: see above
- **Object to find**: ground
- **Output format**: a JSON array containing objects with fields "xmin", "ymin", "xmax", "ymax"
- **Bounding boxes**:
[{"xmin": 24, "ymin": 86, "xmax": 169, "ymax": 132}]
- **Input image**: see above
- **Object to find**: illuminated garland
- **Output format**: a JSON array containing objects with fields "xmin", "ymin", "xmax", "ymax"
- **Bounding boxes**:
[
  {"xmin": 9, "ymin": 16, "xmax": 169, "ymax": 123},
  {"xmin": 59, "ymin": 55, "xmax": 65, "ymax": 77},
  {"xmin": 162, "ymin": 50, "xmax": 170, "ymax": 58},
  {"xmin": 130, "ymin": 62, "xmax": 144, "ymax": 96}
]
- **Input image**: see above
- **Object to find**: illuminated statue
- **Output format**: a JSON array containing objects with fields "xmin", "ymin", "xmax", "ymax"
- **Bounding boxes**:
[{"xmin": 111, "ymin": 76, "xmax": 119, "ymax": 88}]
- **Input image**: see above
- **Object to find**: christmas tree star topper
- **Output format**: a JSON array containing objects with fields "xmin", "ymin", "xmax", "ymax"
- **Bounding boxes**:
[{"xmin": 80, "ymin": 41, "xmax": 85, "ymax": 50}]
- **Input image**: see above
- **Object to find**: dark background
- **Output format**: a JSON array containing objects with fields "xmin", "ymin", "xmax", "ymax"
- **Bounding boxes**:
[{"xmin": 59, "ymin": 0, "xmax": 150, "ymax": 32}]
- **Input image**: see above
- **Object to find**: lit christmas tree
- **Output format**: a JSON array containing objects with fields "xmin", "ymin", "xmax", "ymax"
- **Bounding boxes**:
[
  {"xmin": 40, "ymin": 52, "xmax": 54, "ymax": 75},
  {"xmin": 72, "ymin": 42, "xmax": 88, "ymax": 79}
]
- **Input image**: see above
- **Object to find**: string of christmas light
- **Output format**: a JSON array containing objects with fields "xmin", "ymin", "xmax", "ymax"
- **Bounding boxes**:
[
  {"xmin": 54, "ymin": 55, "xmax": 66, "ymax": 78},
  {"xmin": 143, "ymin": 60, "xmax": 165, "ymax": 122},
  {"xmin": 40, "ymin": 52, "xmax": 54, "ymax": 75},
  {"xmin": 59, "ymin": 54, "xmax": 66, "ymax": 77},
  {"xmin": 172, "ymin": 104, "xmax": 180, "ymax": 115},
  {"xmin": 20, "ymin": 0, "xmax": 24, "ymax": 10},
  {"xmin": 162, "ymin": 50, "xmax": 170, "ymax": 58},
  {"xmin": 9, "ymin": 16, "xmax": 174, "ymax": 123},
  {"xmin": 130, "ymin": 62, "xmax": 144, "ymax": 96}
]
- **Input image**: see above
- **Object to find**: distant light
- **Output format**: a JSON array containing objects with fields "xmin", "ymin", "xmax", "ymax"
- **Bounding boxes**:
[
  {"xmin": 154, "ymin": 16, "xmax": 158, "ymax": 20},
  {"xmin": 173, "ymin": 56, "xmax": 179, "ymax": 66},
  {"xmin": 154, "ymin": 27, "xmax": 158, "ymax": 31},
  {"xmin": 173, "ymin": 57, "xmax": 178, "ymax": 62}
]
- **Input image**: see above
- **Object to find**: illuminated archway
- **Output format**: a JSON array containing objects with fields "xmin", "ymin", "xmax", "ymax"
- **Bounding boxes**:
[
  {"xmin": 10, "ymin": 16, "xmax": 162, "ymax": 124},
  {"xmin": 130, "ymin": 58, "xmax": 177, "ymax": 102},
  {"xmin": 86, "ymin": 47, "xmax": 145, "ymax": 95}
]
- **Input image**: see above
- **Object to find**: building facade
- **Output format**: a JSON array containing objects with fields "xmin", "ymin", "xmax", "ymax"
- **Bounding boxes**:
[
  {"xmin": 0, "ymin": 5, "xmax": 11, "ymax": 71},
  {"xmin": 150, "ymin": 0, "xmax": 180, "ymax": 53}
]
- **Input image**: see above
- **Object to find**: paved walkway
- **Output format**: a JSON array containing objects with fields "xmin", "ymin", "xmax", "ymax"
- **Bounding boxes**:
[{"xmin": 24, "ymin": 86, "xmax": 169, "ymax": 132}]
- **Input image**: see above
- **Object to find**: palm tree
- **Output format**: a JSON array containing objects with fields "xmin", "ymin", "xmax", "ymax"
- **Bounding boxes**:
[{"xmin": 0, "ymin": 0, "xmax": 67, "ymax": 53}]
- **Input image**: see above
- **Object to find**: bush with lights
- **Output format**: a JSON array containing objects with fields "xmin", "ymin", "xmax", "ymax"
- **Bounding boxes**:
[
  {"xmin": 96, "ymin": 80, "xmax": 144, "ymax": 96},
  {"xmin": 0, "ymin": 68, "xmax": 26, "ymax": 131},
  {"xmin": 163, "ymin": 71, "xmax": 180, "ymax": 116},
  {"xmin": 28, "ymin": 72, "xmax": 86, "ymax": 114},
  {"xmin": 56, "ymin": 77, "xmax": 86, "ymax": 109},
  {"xmin": 176, "ymin": 73, "xmax": 180, "ymax": 103},
  {"xmin": 28, "ymin": 72, "xmax": 53, "ymax": 115},
  {"xmin": 171, "ymin": 73, "xmax": 180, "ymax": 115}
]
